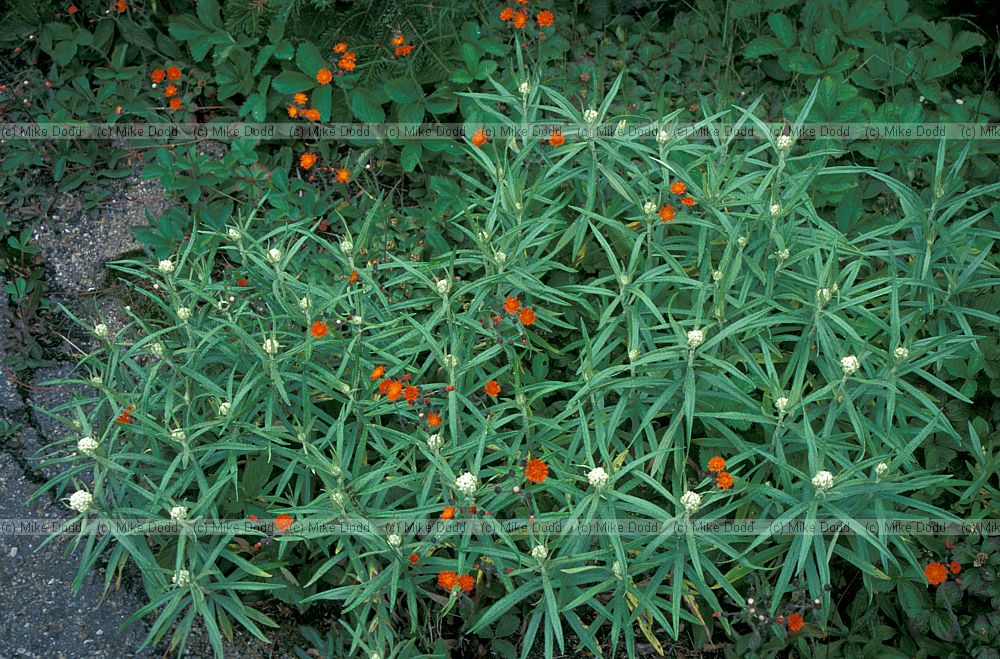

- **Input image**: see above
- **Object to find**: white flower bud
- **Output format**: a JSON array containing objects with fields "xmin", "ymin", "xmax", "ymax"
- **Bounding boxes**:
[
  {"xmin": 583, "ymin": 109, "xmax": 598, "ymax": 124},
  {"xmin": 612, "ymin": 560, "xmax": 623, "ymax": 580},
  {"xmin": 331, "ymin": 491, "xmax": 346, "ymax": 507},
  {"xmin": 494, "ymin": 250, "xmax": 507, "ymax": 264},
  {"xmin": 94, "ymin": 323, "xmax": 109, "ymax": 338},
  {"xmin": 518, "ymin": 81, "xmax": 530, "ymax": 97},
  {"xmin": 263, "ymin": 338, "xmax": 280, "ymax": 356},
  {"xmin": 775, "ymin": 396, "xmax": 790, "ymax": 414},
  {"xmin": 298, "ymin": 297, "xmax": 311, "ymax": 312},
  {"xmin": 170, "ymin": 428, "xmax": 187, "ymax": 443},
  {"xmin": 435, "ymin": 278, "xmax": 451, "ymax": 296},
  {"xmin": 531, "ymin": 544, "xmax": 548, "ymax": 560},
  {"xmin": 686, "ymin": 329, "xmax": 705, "ymax": 349},
  {"xmin": 427, "ymin": 433, "xmax": 444, "ymax": 451},
  {"xmin": 340, "ymin": 239, "xmax": 353, "ymax": 254},
  {"xmin": 443, "ymin": 354, "xmax": 458, "ymax": 370},
  {"xmin": 777, "ymin": 134, "xmax": 794, "ymax": 151},
  {"xmin": 643, "ymin": 201, "xmax": 657, "ymax": 215},
  {"xmin": 69, "ymin": 490, "xmax": 93, "ymax": 513},
  {"xmin": 170, "ymin": 506, "xmax": 188, "ymax": 521},
  {"xmin": 680, "ymin": 490, "xmax": 702, "ymax": 513},
  {"xmin": 77, "ymin": 436, "xmax": 98, "ymax": 456},
  {"xmin": 737, "ymin": 236, "xmax": 748, "ymax": 248},
  {"xmin": 455, "ymin": 472, "xmax": 478, "ymax": 496},
  {"xmin": 267, "ymin": 248, "xmax": 282, "ymax": 264},
  {"xmin": 816, "ymin": 288, "xmax": 832, "ymax": 305},
  {"xmin": 158, "ymin": 259, "xmax": 175, "ymax": 274},
  {"xmin": 587, "ymin": 466, "xmax": 609, "ymax": 488},
  {"xmin": 656, "ymin": 129, "xmax": 669, "ymax": 145},
  {"xmin": 89, "ymin": 375, "xmax": 103, "ymax": 386},
  {"xmin": 172, "ymin": 569, "xmax": 191, "ymax": 587},
  {"xmin": 840, "ymin": 354, "xmax": 860, "ymax": 376},
  {"xmin": 387, "ymin": 533, "xmax": 402, "ymax": 548},
  {"xmin": 777, "ymin": 248, "xmax": 790, "ymax": 261},
  {"xmin": 628, "ymin": 348, "xmax": 640, "ymax": 362},
  {"xmin": 712, "ymin": 270, "xmax": 723, "ymax": 283},
  {"xmin": 893, "ymin": 346, "xmax": 909, "ymax": 361},
  {"xmin": 149, "ymin": 342, "xmax": 165, "ymax": 357},
  {"xmin": 177, "ymin": 307, "xmax": 191, "ymax": 322},
  {"xmin": 618, "ymin": 273, "xmax": 630, "ymax": 286},
  {"xmin": 476, "ymin": 230, "xmax": 489, "ymax": 242},
  {"xmin": 770, "ymin": 203, "xmax": 782, "ymax": 216},
  {"xmin": 218, "ymin": 402, "xmax": 230, "ymax": 417},
  {"xmin": 227, "ymin": 228, "xmax": 241, "ymax": 241},
  {"xmin": 812, "ymin": 470, "xmax": 834, "ymax": 492},
  {"xmin": 875, "ymin": 462, "xmax": 890, "ymax": 478},
  {"xmin": 350, "ymin": 315, "xmax": 363, "ymax": 326}
]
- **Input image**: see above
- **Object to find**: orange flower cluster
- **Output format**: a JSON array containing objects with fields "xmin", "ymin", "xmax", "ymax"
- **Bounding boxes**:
[
  {"xmin": 274, "ymin": 513, "xmax": 294, "ymax": 532},
  {"xmin": 150, "ymin": 65, "xmax": 184, "ymax": 111},
  {"xmin": 500, "ymin": 3, "xmax": 553, "ymax": 29},
  {"xmin": 924, "ymin": 560, "xmax": 960, "ymax": 585},
  {"xmin": 657, "ymin": 181, "xmax": 696, "ymax": 223},
  {"xmin": 787, "ymin": 612, "xmax": 805, "ymax": 632},
  {"xmin": 287, "ymin": 92, "xmax": 321, "ymax": 121},
  {"xmin": 502, "ymin": 295, "xmax": 537, "ymax": 326},
  {"xmin": 706, "ymin": 456, "xmax": 734, "ymax": 490},
  {"xmin": 438, "ymin": 570, "xmax": 474, "ymax": 592},
  {"xmin": 310, "ymin": 321, "xmax": 327, "ymax": 338},
  {"xmin": 115, "ymin": 0, "xmax": 126, "ymax": 12},
  {"xmin": 115, "ymin": 404, "xmax": 135, "ymax": 424},
  {"xmin": 472, "ymin": 129, "xmax": 488, "ymax": 147},
  {"xmin": 374, "ymin": 368, "xmax": 444, "ymax": 427},
  {"xmin": 485, "ymin": 379, "xmax": 501, "ymax": 398},
  {"xmin": 525, "ymin": 458, "xmax": 549, "ymax": 483},
  {"xmin": 391, "ymin": 33, "xmax": 414, "ymax": 57}
]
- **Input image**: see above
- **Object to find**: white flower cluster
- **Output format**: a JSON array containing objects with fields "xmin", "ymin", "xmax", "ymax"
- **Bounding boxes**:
[
  {"xmin": 455, "ymin": 472, "xmax": 478, "ymax": 496},
  {"xmin": 149, "ymin": 342, "xmax": 165, "ymax": 358},
  {"xmin": 170, "ymin": 506, "xmax": 188, "ymax": 521},
  {"xmin": 94, "ymin": 323, "xmax": 109, "ymax": 338},
  {"xmin": 583, "ymin": 109, "xmax": 598, "ymax": 124},
  {"xmin": 893, "ymin": 346, "xmax": 909, "ymax": 361},
  {"xmin": 612, "ymin": 560, "xmax": 623, "ymax": 580},
  {"xmin": 427, "ymin": 434, "xmax": 444, "ymax": 452},
  {"xmin": 298, "ymin": 297, "xmax": 311, "ymax": 312},
  {"xmin": 435, "ymin": 278, "xmax": 451, "ymax": 296},
  {"xmin": 712, "ymin": 270, "xmax": 723, "ymax": 283},
  {"xmin": 77, "ymin": 436, "xmax": 98, "ymax": 456},
  {"xmin": 628, "ymin": 348, "xmax": 640, "ymax": 363},
  {"xmin": 770, "ymin": 203, "xmax": 782, "ymax": 216},
  {"xmin": 530, "ymin": 545, "xmax": 548, "ymax": 560},
  {"xmin": 266, "ymin": 247, "xmax": 282, "ymax": 264},
  {"xmin": 331, "ymin": 491, "xmax": 347, "ymax": 507},
  {"xmin": 518, "ymin": 81, "xmax": 530, "ymax": 97},
  {"xmin": 875, "ymin": 462, "xmax": 890, "ymax": 478},
  {"xmin": 812, "ymin": 470, "xmax": 834, "ymax": 492},
  {"xmin": 227, "ymin": 228, "xmax": 241, "ymax": 242},
  {"xmin": 777, "ymin": 134, "xmax": 794, "ymax": 151},
  {"xmin": 686, "ymin": 329, "xmax": 705, "ymax": 349},
  {"xmin": 172, "ymin": 569, "xmax": 191, "ymax": 587},
  {"xmin": 643, "ymin": 201, "xmax": 657, "ymax": 215},
  {"xmin": 680, "ymin": 490, "xmax": 702, "ymax": 513},
  {"xmin": 340, "ymin": 238, "xmax": 353, "ymax": 254},
  {"xmin": 218, "ymin": 401, "xmax": 230, "ymax": 417},
  {"xmin": 263, "ymin": 338, "xmax": 280, "ymax": 356},
  {"xmin": 387, "ymin": 534, "xmax": 402, "ymax": 549},
  {"xmin": 170, "ymin": 428, "xmax": 187, "ymax": 443},
  {"xmin": 775, "ymin": 396, "xmax": 790, "ymax": 414},
  {"xmin": 177, "ymin": 307, "xmax": 191, "ymax": 322},
  {"xmin": 494, "ymin": 250, "xmax": 507, "ymax": 265},
  {"xmin": 158, "ymin": 259, "xmax": 175, "ymax": 274},
  {"xmin": 69, "ymin": 490, "xmax": 93, "ymax": 513},
  {"xmin": 840, "ymin": 354, "xmax": 860, "ymax": 376},
  {"xmin": 587, "ymin": 466, "xmax": 609, "ymax": 488}
]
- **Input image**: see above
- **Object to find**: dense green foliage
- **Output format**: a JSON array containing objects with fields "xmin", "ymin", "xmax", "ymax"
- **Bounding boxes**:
[{"xmin": 2, "ymin": 0, "xmax": 999, "ymax": 657}]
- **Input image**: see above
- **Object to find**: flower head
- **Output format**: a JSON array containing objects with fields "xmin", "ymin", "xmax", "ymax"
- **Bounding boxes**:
[
  {"xmin": 658, "ymin": 205, "xmax": 676, "ymax": 222},
  {"xmin": 525, "ymin": 458, "xmax": 549, "ymax": 484},
  {"xmin": 266, "ymin": 247, "xmax": 282, "ymax": 264},
  {"xmin": 333, "ymin": 42, "xmax": 348, "ymax": 53},
  {"xmin": 299, "ymin": 152, "xmax": 317, "ymax": 169},
  {"xmin": 686, "ymin": 329, "xmax": 705, "ymax": 349},
  {"xmin": 518, "ymin": 307, "xmax": 536, "ymax": 326},
  {"xmin": 518, "ymin": 81, "xmax": 530, "ymax": 96},
  {"xmin": 680, "ymin": 490, "xmax": 702, "ymax": 513},
  {"xmin": 537, "ymin": 10, "xmax": 554, "ymax": 26},
  {"xmin": 548, "ymin": 131, "xmax": 565, "ymax": 147},
  {"xmin": 311, "ymin": 321, "xmax": 328, "ymax": 338},
  {"xmin": 427, "ymin": 433, "xmax": 444, "ymax": 451},
  {"xmin": 263, "ymin": 338, "xmax": 280, "ymax": 356},
  {"xmin": 170, "ymin": 506, "xmax": 188, "ymax": 521},
  {"xmin": 924, "ymin": 562, "xmax": 948, "ymax": 585},
  {"xmin": 94, "ymin": 323, "xmax": 109, "ymax": 338},
  {"xmin": 643, "ymin": 201, "xmax": 657, "ymax": 215},
  {"xmin": 707, "ymin": 456, "xmax": 726, "ymax": 472},
  {"xmin": 472, "ymin": 129, "xmax": 487, "ymax": 147},
  {"xmin": 587, "ymin": 466, "xmax": 609, "ymax": 488},
  {"xmin": 172, "ymin": 569, "xmax": 191, "ymax": 587},
  {"xmin": 583, "ymin": 108, "xmax": 598, "ymax": 124},
  {"xmin": 274, "ymin": 514, "xmax": 293, "ymax": 532},
  {"xmin": 876, "ymin": 462, "xmax": 890, "ymax": 478},
  {"xmin": 531, "ymin": 544, "xmax": 548, "ymax": 560},
  {"xmin": 170, "ymin": 428, "xmax": 187, "ymax": 443},
  {"xmin": 669, "ymin": 182, "xmax": 687, "ymax": 195},
  {"xmin": 512, "ymin": 11, "xmax": 527, "ymax": 28},
  {"xmin": 777, "ymin": 134, "xmax": 794, "ymax": 151},
  {"xmin": 427, "ymin": 411, "xmax": 442, "ymax": 427},
  {"xmin": 168, "ymin": 97, "xmax": 183, "ymax": 111},
  {"xmin": 298, "ymin": 297, "xmax": 311, "ymax": 312},
  {"xmin": 455, "ymin": 472, "xmax": 478, "ymax": 496},
  {"xmin": 775, "ymin": 396, "xmax": 790, "ymax": 413},
  {"xmin": 387, "ymin": 533, "xmax": 402, "ymax": 548},
  {"xmin": 218, "ymin": 401, "xmax": 230, "ymax": 417},
  {"xmin": 811, "ymin": 470, "xmax": 834, "ymax": 492},
  {"xmin": 458, "ymin": 574, "xmax": 475, "ymax": 591},
  {"xmin": 316, "ymin": 68, "xmax": 333, "ymax": 84},
  {"xmin": 158, "ymin": 259, "xmax": 175, "ymax": 274},
  {"xmin": 438, "ymin": 570, "xmax": 458, "ymax": 590},
  {"xmin": 337, "ymin": 52, "xmax": 356, "ymax": 71},
  {"xmin": 151, "ymin": 69, "xmax": 165, "ymax": 83},
  {"xmin": 681, "ymin": 196, "xmax": 696, "ymax": 207},
  {"xmin": 948, "ymin": 561, "xmax": 961, "ymax": 575},
  {"xmin": 77, "ymin": 436, "xmax": 98, "ymax": 456},
  {"xmin": 485, "ymin": 380, "xmax": 501, "ymax": 398},
  {"xmin": 294, "ymin": 92, "xmax": 308, "ymax": 105},
  {"xmin": 787, "ymin": 612, "xmax": 804, "ymax": 632},
  {"xmin": 840, "ymin": 354, "xmax": 860, "ymax": 376},
  {"xmin": 504, "ymin": 296, "xmax": 521, "ymax": 314},
  {"xmin": 336, "ymin": 167, "xmax": 350, "ymax": 183},
  {"xmin": 385, "ymin": 379, "xmax": 403, "ymax": 401},
  {"xmin": 894, "ymin": 346, "xmax": 909, "ymax": 361},
  {"xmin": 500, "ymin": 6, "xmax": 515, "ymax": 20},
  {"xmin": 68, "ymin": 490, "xmax": 93, "ymax": 513},
  {"xmin": 370, "ymin": 365, "xmax": 385, "ymax": 381},
  {"xmin": 716, "ymin": 472, "xmax": 734, "ymax": 490}
]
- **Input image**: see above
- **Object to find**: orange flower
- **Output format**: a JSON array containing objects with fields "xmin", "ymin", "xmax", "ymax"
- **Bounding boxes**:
[
  {"xmin": 438, "ymin": 570, "xmax": 458, "ymax": 590},
  {"xmin": 287, "ymin": 105, "xmax": 298, "ymax": 118},
  {"xmin": 336, "ymin": 167, "xmax": 350, "ymax": 183},
  {"xmin": 333, "ymin": 42, "xmax": 348, "ymax": 54},
  {"xmin": 395, "ymin": 44, "xmax": 413, "ymax": 57},
  {"xmin": 408, "ymin": 553, "xmax": 419, "ymax": 566},
  {"xmin": 348, "ymin": 270, "xmax": 359, "ymax": 285},
  {"xmin": 168, "ymin": 98, "xmax": 183, "ymax": 111},
  {"xmin": 537, "ymin": 10, "xmax": 554, "ymax": 27},
  {"xmin": 716, "ymin": 471, "xmax": 734, "ymax": 490},
  {"xmin": 924, "ymin": 561, "xmax": 948, "ymax": 585},
  {"xmin": 236, "ymin": 277, "xmax": 248, "ymax": 287},
  {"xmin": 166, "ymin": 66, "xmax": 181, "ymax": 80},
  {"xmin": 404, "ymin": 385, "xmax": 420, "ymax": 404},
  {"xmin": 299, "ymin": 152, "xmax": 317, "ymax": 169},
  {"xmin": 427, "ymin": 412, "xmax": 442, "ymax": 427},
  {"xmin": 151, "ymin": 69, "xmax": 165, "ymax": 83},
  {"xmin": 669, "ymin": 182, "xmax": 686, "ymax": 195},
  {"xmin": 370, "ymin": 365, "xmax": 386, "ymax": 381},
  {"xmin": 518, "ymin": 307, "xmax": 536, "ymax": 326},
  {"xmin": 338, "ymin": 53, "xmax": 356, "ymax": 71},
  {"xmin": 310, "ymin": 321, "xmax": 328, "ymax": 338},
  {"xmin": 274, "ymin": 513, "xmax": 293, "ymax": 532},
  {"xmin": 391, "ymin": 33, "xmax": 405, "ymax": 47},
  {"xmin": 500, "ymin": 7, "xmax": 514, "ymax": 20},
  {"xmin": 163, "ymin": 84, "xmax": 177, "ymax": 98},
  {"xmin": 512, "ymin": 11, "xmax": 527, "ymax": 28},
  {"xmin": 303, "ymin": 108, "xmax": 320, "ymax": 121},
  {"xmin": 549, "ymin": 130, "xmax": 565, "ymax": 147},
  {"xmin": 948, "ymin": 561, "xmax": 961, "ymax": 574},
  {"xmin": 294, "ymin": 92, "xmax": 308, "ymax": 105},
  {"xmin": 485, "ymin": 380, "xmax": 501, "ymax": 397},
  {"xmin": 440, "ymin": 505, "xmax": 455, "ymax": 520},
  {"xmin": 378, "ymin": 378, "xmax": 392, "ymax": 394},
  {"xmin": 116, "ymin": 405, "xmax": 135, "ymax": 424},
  {"xmin": 707, "ymin": 456, "xmax": 726, "ymax": 472},
  {"xmin": 472, "ymin": 129, "xmax": 487, "ymax": 147},
  {"xmin": 68, "ymin": 5, "xmax": 79, "ymax": 14},
  {"xmin": 787, "ymin": 613, "xmax": 804, "ymax": 632},
  {"xmin": 504, "ymin": 296, "xmax": 521, "ymax": 313},
  {"xmin": 458, "ymin": 574, "xmax": 474, "ymax": 591},
  {"xmin": 525, "ymin": 458, "xmax": 549, "ymax": 484},
  {"xmin": 316, "ymin": 68, "xmax": 333, "ymax": 84},
  {"xmin": 115, "ymin": 0, "xmax": 126, "ymax": 13},
  {"xmin": 681, "ymin": 196, "xmax": 695, "ymax": 207},
  {"xmin": 386, "ymin": 379, "xmax": 403, "ymax": 402},
  {"xmin": 658, "ymin": 205, "xmax": 675, "ymax": 222}
]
